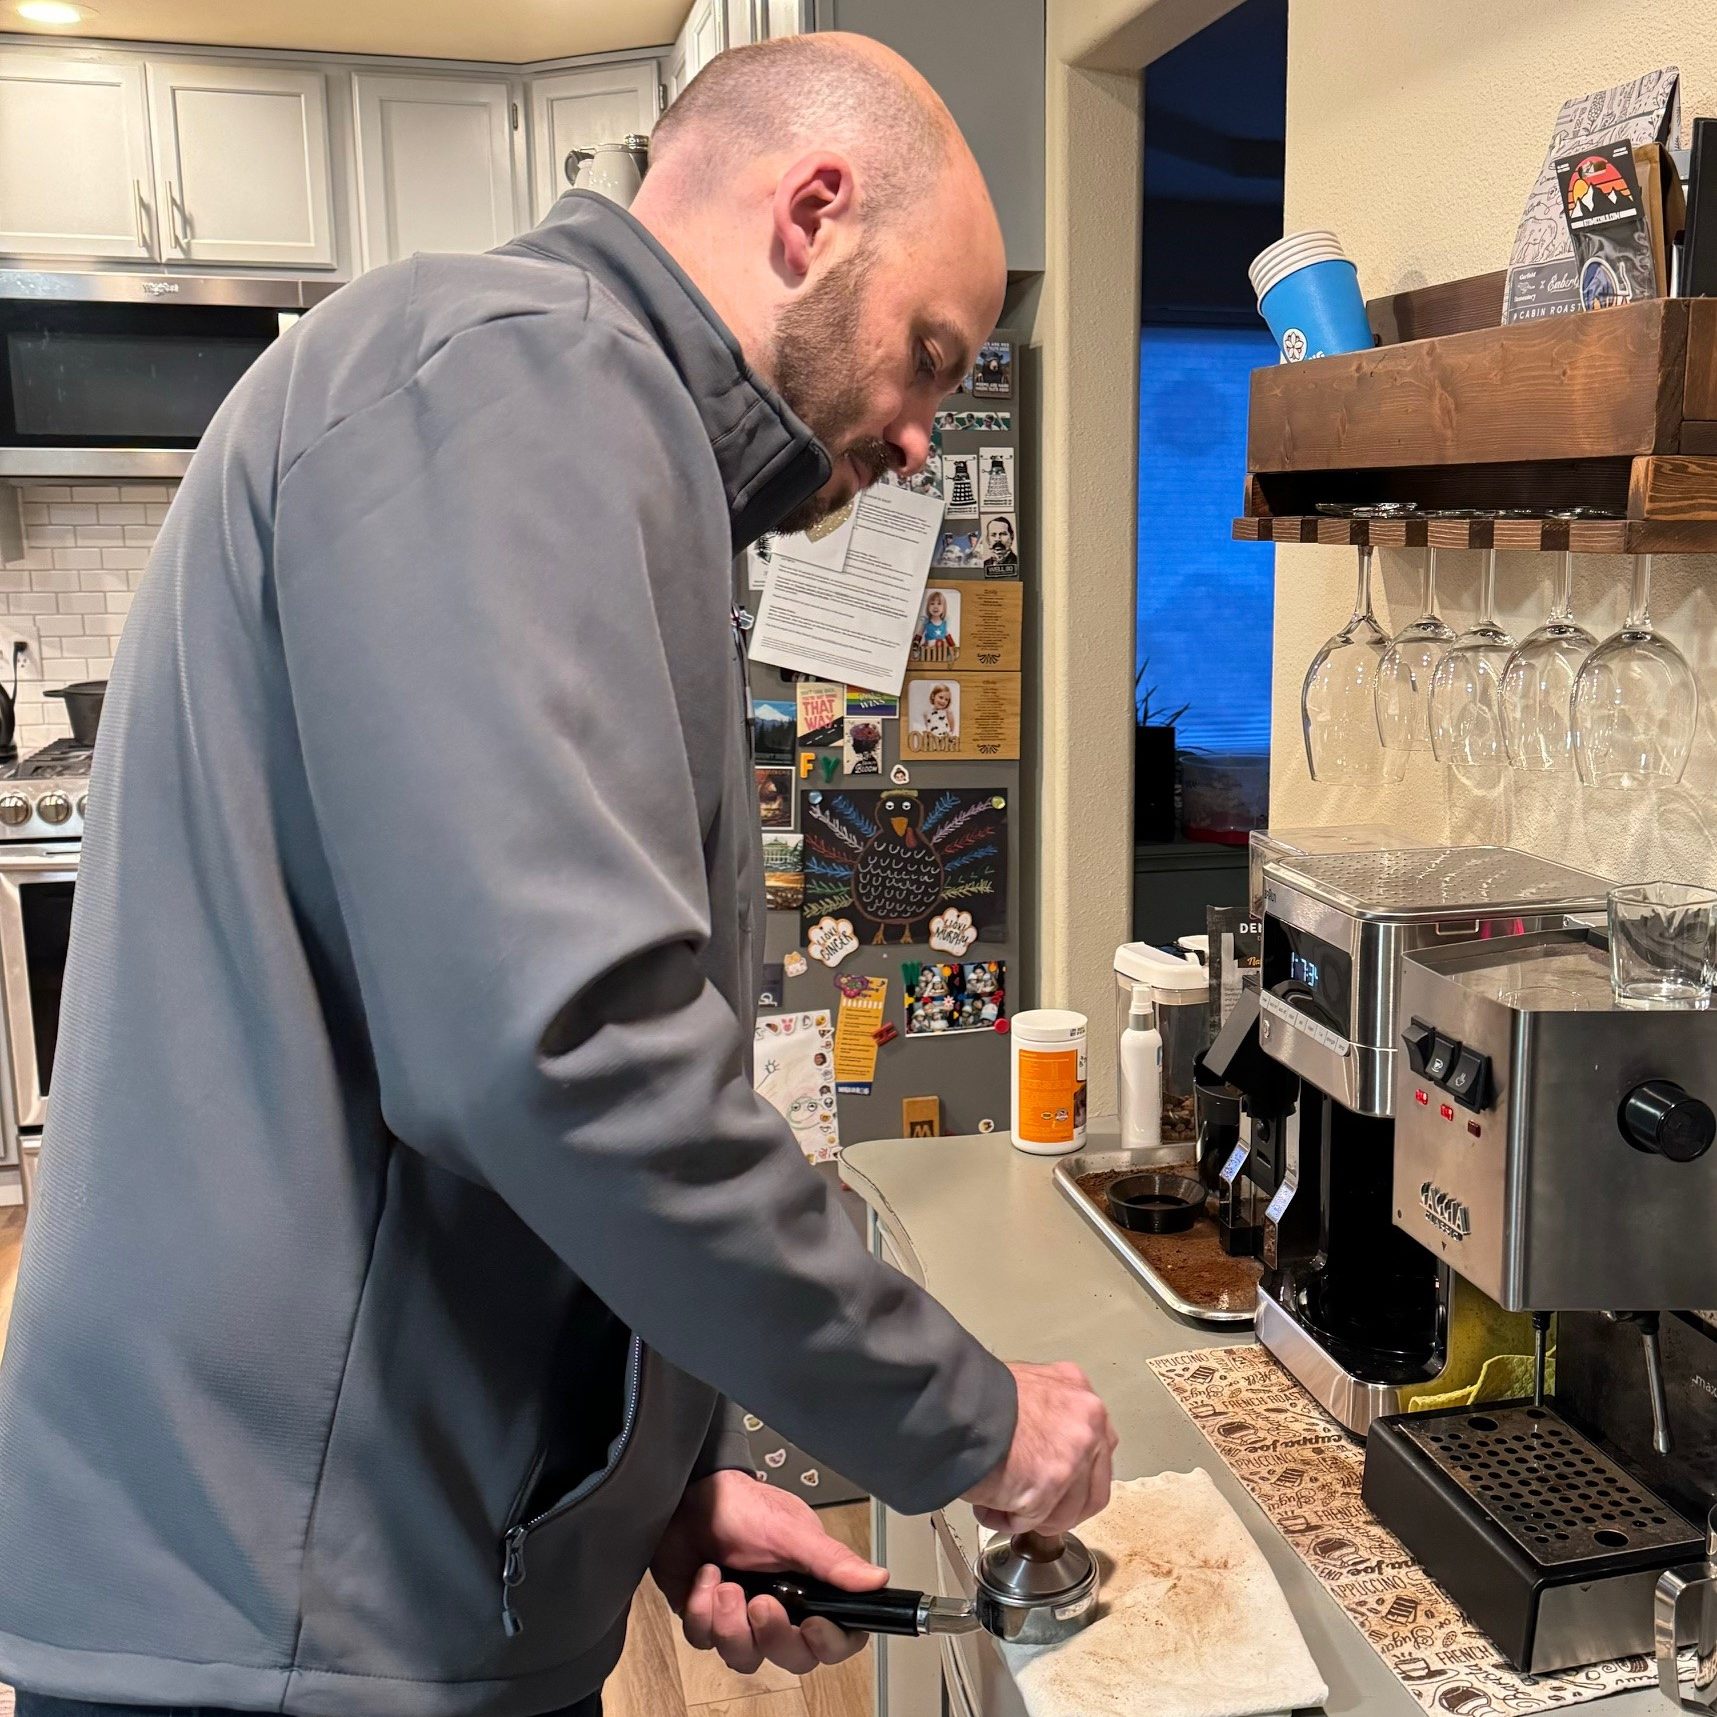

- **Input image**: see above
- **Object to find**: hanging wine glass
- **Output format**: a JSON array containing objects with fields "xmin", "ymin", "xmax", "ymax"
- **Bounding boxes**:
[
  {"xmin": 1376, "ymin": 547, "xmax": 1456, "ymax": 751},
  {"xmin": 1570, "ymin": 554, "xmax": 1699, "ymax": 788},
  {"xmin": 1500, "ymin": 521, "xmax": 1598, "ymax": 771},
  {"xmin": 1301, "ymin": 541, "xmax": 1405, "ymax": 782},
  {"xmin": 1430, "ymin": 546, "xmax": 1515, "ymax": 767}
]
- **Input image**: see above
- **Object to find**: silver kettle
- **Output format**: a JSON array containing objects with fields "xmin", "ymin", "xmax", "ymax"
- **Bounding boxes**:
[
  {"xmin": 564, "ymin": 135, "xmax": 649, "ymax": 208},
  {"xmin": 1657, "ymin": 1506, "xmax": 1717, "ymax": 1709}
]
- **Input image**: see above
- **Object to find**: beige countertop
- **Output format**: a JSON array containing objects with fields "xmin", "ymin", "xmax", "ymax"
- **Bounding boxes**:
[{"xmin": 840, "ymin": 1127, "xmax": 1671, "ymax": 1717}]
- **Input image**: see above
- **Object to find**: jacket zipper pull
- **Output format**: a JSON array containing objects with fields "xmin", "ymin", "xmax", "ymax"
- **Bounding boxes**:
[{"xmin": 501, "ymin": 1526, "xmax": 528, "ymax": 1638}]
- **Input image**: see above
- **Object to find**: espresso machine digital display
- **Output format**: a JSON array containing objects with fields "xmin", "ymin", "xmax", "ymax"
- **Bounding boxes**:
[{"xmin": 1262, "ymin": 918, "xmax": 1352, "ymax": 1037}]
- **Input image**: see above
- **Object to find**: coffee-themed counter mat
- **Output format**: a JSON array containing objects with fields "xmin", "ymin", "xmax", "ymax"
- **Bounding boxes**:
[{"xmin": 1149, "ymin": 1344, "xmax": 1671, "ymax": 1714}]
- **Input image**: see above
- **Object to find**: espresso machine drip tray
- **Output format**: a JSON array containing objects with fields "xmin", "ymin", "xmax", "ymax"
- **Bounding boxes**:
[{"xmin": 1365, "ymin": 1401, "xmax": 1704, "ymax": 1672}]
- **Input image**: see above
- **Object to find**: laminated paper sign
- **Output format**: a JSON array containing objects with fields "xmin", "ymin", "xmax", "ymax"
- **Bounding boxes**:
[
  {"xmin": 901, "ymin": 671, "xmax": 1022, "ymax": 761},
  {"xmin": 832, "ymin": 973, "xmax": 889, "ymax": 1093},
  {"xmin": 910, "ymin": 581, "xmax": 1023, "ymax": 672}
]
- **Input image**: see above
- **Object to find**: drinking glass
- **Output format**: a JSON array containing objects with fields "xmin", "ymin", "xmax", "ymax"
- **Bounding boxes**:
[
  {"xmin": 1429, "ymin": 548, "xmax": 1515, "ymax": 767},
  {"xmin": 1608, "ymin": 881, "xmax": 1717, "ymax": 1009},
  {"xmin": 1570, "ymin": 556, "xmax": 1698, "ymax": 788},
  {"xmin": 1375, "ymin": 548, "xmax": 1455, "ymax": 751},
  {"xmin": 1500, "ymin": 545, "xmax": 1597, "ymax": 771},
  {"xmin": 1301, "ymin": 545, "xmax": 1405, "ymax": 782}
]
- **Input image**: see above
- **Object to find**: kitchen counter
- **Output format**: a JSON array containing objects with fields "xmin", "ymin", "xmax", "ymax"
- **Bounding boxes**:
[{"xmin": 840, "ymin": 1128, "xmax": 1670, "ymax": 1717}]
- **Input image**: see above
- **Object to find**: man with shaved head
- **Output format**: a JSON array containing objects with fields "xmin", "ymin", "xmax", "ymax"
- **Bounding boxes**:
[{"xmin": 0, "ymin": 31, "xmax": 1113, "ymax": 1717}]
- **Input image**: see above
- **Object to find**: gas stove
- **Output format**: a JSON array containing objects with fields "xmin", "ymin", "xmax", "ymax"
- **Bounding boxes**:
[{"xmin": 0, "ymin": 739, "xmax": 92, "ymax": 841}]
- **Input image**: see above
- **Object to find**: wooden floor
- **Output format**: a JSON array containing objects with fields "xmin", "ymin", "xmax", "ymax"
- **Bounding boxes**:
[{"xmin": 0, "ymin": 1206, "xmax": 870, "ymax": 1717}]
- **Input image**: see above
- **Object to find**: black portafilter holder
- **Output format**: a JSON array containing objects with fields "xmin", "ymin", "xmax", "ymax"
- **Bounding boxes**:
[{"xmin": 1199, "ymin": 986, "xmax": 1298, "ymax": 1258}]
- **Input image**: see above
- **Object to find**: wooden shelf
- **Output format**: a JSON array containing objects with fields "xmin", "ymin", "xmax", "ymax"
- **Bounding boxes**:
[
  {"xmin": 1231, "ymin": 514, "xmax": 1717, "ymax": 554},
  {"xmin": 1237, "ymin": 275, "xmax": 1717, "ymax": 551}
]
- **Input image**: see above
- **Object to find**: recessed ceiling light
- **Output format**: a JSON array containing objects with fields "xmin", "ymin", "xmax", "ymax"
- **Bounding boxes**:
[{"xmin": 17, "ymin": 1, "xmax": 86, "ymax": 22}]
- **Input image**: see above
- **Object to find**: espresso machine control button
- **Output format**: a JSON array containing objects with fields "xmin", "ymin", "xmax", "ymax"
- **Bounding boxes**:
[
  {"xmin": 1423, "ymin": 1033, "xmax": 1461, "ymax": 1085},
  {"xmin": 1620, "ymin": 1080, "xmax": 1716, "ymax": 1163},
  {"xmin": 1403, "ymin": 1018, "xmax": 1436, "ymax": 1074},
  {"xmin": 1444, "ymin": 1046, "xmax": 1493, "ymax": 1112}
]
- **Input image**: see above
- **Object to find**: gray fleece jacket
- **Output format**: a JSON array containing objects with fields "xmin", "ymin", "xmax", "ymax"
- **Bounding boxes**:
[{"xmin": 0, "ymin": 193, "xmax": 1017, "ymax": 1716}]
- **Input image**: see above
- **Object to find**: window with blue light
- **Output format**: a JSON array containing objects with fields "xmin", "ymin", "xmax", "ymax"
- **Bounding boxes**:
[{"xmin": 1136, "ymin": 325, "xmax": 1276, "ymax": 757}]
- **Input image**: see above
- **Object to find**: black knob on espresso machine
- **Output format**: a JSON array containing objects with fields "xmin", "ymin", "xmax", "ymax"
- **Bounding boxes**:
[{"xmin": 1619, "ymin": 1080, "xmax": 1716, "ymax": 1163}]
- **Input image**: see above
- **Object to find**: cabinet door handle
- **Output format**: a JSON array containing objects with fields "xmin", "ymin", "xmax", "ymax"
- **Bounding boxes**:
[
  {"xmin": 166, "ymin": 182, "xmax": 185, "ymax": 253},
  {"xmin": 132, "ymin": 178, "xmax": 148, "ymax": 251}
]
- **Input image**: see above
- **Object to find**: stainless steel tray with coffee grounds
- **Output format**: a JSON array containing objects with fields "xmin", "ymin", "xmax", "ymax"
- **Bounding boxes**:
[{"xmin": 1055, "ymin": 1148, "xmax": 1260, "ymax": 1325}]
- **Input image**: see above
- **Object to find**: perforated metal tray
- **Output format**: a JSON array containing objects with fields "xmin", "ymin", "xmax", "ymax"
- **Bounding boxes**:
[
  {"xmin": 1394, "ymin": 1402, "xmax": 1695, "ymax": 1569},
  {"xmin": 1267, "ymin": 846, "xmax": 1611, "ymax": 924}
]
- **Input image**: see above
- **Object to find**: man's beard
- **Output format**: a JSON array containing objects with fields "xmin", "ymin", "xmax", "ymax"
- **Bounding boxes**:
[{"xmin": 768, "ymin": 252, "xmax": 891, "ymax": 534}]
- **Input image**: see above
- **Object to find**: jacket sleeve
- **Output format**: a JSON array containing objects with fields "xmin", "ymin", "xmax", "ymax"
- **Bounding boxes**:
[
  {"xmin": 272, "ymin": 303, "xmax": 1017, "ymax": 1516},
  {"xmin": 691, "ymin": 1397, "xmax": 755, "ymax": 1483}
]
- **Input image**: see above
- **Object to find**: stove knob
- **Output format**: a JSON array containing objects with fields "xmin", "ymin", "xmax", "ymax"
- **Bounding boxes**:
[
  {"xmin": 0, "ymin": 793, "xmax": 30, "ymax": 827},
  {"xmin": 75, "ymin": 794, "xmax": 87, "ymax": 819},
  {"xmin": 36, "ymin": 792, "xmax": 71, "ymax": 827},
  {"xmin": 1620, "ymin": 1080, "xmax": 1715, "ymax": 1163}
]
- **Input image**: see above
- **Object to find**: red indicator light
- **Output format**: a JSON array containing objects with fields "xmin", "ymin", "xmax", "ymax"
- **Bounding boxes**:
[
  {"xmin": 1415, "ymin": 1089, "xmax": 1429, "ymax": 1107},
  {"xmin": 1439, "ymin": 1103, "xmax": 1455, "ymax": 1122},
  {"xmin": 1468, "ymin": 1121, "xmax": 1482, "ymax": 1138}
]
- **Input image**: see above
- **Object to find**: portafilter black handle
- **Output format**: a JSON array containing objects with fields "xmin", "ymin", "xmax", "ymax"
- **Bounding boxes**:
[{"xmin": 720, "ymin": 1569, "xmax": 934, "ymax": 1637}]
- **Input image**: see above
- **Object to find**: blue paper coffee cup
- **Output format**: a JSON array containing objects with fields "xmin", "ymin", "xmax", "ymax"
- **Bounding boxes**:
[{"xmin": 1249, "ymin": 231, "xmax": 1373, "ymax": 363}]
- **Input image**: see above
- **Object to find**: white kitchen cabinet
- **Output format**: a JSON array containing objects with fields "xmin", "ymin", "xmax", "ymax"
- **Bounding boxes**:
[
  {"xmin": 147, "ymin": 59, "xmax": 335, "ymax": 268},
  {"xmin": 0, "ymin": 51, "xmax": 156, "ymax": 260},
  {"xmin": 353, "ymin": 73, "xmax": 518, "ymax": 270},
  {"xmin": 528, "ymin": 60, "xmax": 658, "ymax": 220}
]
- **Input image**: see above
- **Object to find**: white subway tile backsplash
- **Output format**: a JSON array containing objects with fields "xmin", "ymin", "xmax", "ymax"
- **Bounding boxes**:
[{"xmin": 0, "ymin": 481, "xmax": 176, "ymax": 751}]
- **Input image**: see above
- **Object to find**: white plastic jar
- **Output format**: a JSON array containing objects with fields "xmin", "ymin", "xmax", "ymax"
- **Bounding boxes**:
[{"xmin": 1010, "ymin": 1009, "xmax": 1088, "ymax": 1155}]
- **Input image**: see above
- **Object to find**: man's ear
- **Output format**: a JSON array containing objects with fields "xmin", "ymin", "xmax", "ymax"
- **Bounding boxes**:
[{"xmin": 772, "ymin": 151, "xmax": 856, "ymax": 281}]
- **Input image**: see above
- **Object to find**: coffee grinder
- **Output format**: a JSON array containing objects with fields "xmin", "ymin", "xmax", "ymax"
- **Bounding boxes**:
[
  {"xmin": 1363, "ymin": 925, "xmax": 1717, "ymax": 1677},
  {"xmin": 1210, "ymin": 847, "xmax": 1611, "ymax": 1435}
]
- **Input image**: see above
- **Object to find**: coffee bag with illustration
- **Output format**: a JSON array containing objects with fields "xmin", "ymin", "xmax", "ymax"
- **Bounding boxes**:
[{"xmin": 1554, "ymin": 140, "xmax": 1655, "ymax": 307}]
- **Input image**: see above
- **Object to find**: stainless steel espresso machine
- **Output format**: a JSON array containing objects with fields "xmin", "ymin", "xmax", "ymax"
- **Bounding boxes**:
[
  {"xmin": 1362, "ymin": 924, "xmax": 1717, "ymax": 1684},
  {"xmin": 1210, "ymin": 847, "xmax": 1612, "ymax": 1436}
]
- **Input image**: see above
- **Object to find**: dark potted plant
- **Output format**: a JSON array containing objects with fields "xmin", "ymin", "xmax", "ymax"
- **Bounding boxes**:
[{"xmin": 1134, "ymin": 662, "xmax": 1189, "ymax": 845}]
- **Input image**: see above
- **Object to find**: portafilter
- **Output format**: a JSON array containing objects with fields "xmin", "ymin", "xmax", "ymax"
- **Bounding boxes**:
[{"xmin": 723, "ymin": 1529, "xmax": 1099, "ymax": 1647}]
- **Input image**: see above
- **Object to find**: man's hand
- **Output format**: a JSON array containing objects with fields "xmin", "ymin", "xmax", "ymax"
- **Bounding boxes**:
[
  {"xmin": 652, "ymin": 1471, "xmax": 887, "ymax": 1676},
  {"xmin": 962, "ymin": 1361, "xmax": 1117, "ymax": 1536}
]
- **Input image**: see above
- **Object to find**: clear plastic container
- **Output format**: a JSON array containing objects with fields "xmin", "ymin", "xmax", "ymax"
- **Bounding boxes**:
[{"xmin": 1113, "ymin": 943, "xmax": 1208, "ymax": 1157}]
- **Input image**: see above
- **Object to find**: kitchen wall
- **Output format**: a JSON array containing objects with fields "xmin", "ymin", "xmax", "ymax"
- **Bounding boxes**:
[
  {"xmin": 1273, "ymin": 0, "xmax": 1717, "ymax": 883},
  {"xmin": 1, "ymin": 482, "xmax": 170, "ymax": 753}
]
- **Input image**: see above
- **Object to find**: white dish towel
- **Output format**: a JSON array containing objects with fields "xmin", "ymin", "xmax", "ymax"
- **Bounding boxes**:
[{"xmin": 1000, "ymin": 1469, "xmax": 1329, "ymax": 1717}]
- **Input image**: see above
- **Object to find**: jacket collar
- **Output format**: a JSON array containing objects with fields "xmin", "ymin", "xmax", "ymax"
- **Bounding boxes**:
[{"xmin": 504, "ymin": 192, "xmax": 831, "ymax": 551}]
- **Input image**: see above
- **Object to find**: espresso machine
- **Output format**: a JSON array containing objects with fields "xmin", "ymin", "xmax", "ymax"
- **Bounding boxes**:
[
  {"xmin": 1362, "ymin": 925, "xmax": 1717, "ymax": 1682},
  {"xmin": 1204, "ymin": 847, "xmax": 1612, "ymax": 1436}
]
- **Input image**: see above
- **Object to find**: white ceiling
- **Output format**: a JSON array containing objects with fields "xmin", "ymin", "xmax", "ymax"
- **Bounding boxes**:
[{"xmin": 2, "ymin": 0, "xmax": 686, "ymax": 64}]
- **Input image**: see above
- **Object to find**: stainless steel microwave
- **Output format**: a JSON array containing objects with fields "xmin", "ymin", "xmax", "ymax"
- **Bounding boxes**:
[{"xmin": 0, "ymin": 270, "xmax": 341, "ymax": 480}]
